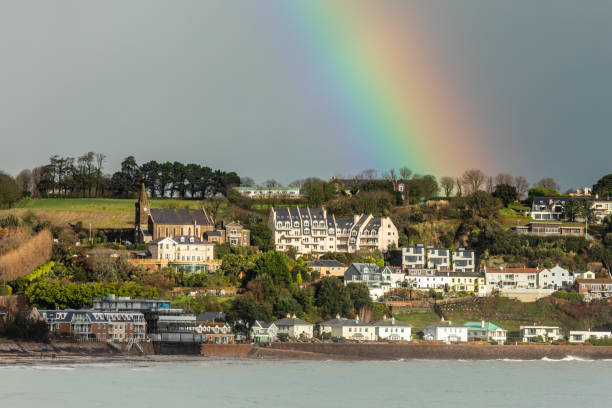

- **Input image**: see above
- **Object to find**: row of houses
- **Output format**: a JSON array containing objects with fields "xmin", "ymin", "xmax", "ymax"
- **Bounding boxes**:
[{"xmin": 343, "ymin": 262, "xmax": 612, "ymax": 301}]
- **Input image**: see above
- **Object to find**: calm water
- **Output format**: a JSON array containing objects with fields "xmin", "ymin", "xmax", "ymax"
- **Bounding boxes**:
[{"xmin": 1, "ymin": 359, "xmax": 611, "ymax": 407}]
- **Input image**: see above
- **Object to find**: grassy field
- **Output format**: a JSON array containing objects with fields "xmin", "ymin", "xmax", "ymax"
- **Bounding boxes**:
[
  {"xmin": 1, "ymin": 198, "xmax": 206, "ymax": 229},
  {"xmin": 393, "ymin": 309, "xmax": 441, "ymax": 333}
]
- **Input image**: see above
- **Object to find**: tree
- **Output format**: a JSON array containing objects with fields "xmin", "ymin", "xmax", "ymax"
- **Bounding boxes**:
[
  {"xmin": 315, "ymin": 277, "xmax": 353, "ymax": 319},
  {"xmin": 399, "ymin": 167, "xmax": 412, "ymax": 180},
  {"xmin": 485, "ymin": 176, "xmax": 495, "ymax": 194},
  {"xmin": 562, "ymin": 199, "xmax": 586, "ymax": 222},
  {"xmin": 346, "ymin": 282, "xmax": 372, "ymax": 314},
  {"xmin": 420, "ymin": 175, "xmax": 439, "ymax": 200},
  {"xmin": 15, "ymin": 169, "xmax": 33, "ymax": 194},
  {"xmin": 250, "ymin": 223, "xmax": 274, "ymax": 251},
  {"xmin": 0, "ymin": 172, "xmax": 21, "ymax": 208},
  {"xmin": 440, "ymin": 176, "xmax": 454, "ymax": 198},
  {"xmin": 493, "ymin": 184, "xmax": 518, "ymax": 207},
  {"xmin": 301, "ymin": 178, "xmax": 337, "ymax": 206},
  {"xmin": 528, "ymin": 188, "xmax": 559, "ymax": 198},
  {"xmin": 514, "ymin": 176, "xmax": 529, "ymax": 199},
  {"xmin": 461, "ymin": 169, "xmax": 486, "ymax": 194},
  {"xmin": 251, "ymin": 251, "xmax": 292, "ymax": 284},
  {"xmin": 359, "ymin": 169, "xmax": 378, "ymax": 180},
  {"xmin": 240, "ymin": 177, "xmax": 255, "ymax": 187},
  {"xmin": 226, "ymin": 295, "xmax": 272, "ymax": 337},
  {"xmin": 264, "ymin": 179, "xmax": 281, "ymax": 188},
  {"xmin": 593, "ymin": 174, "xmax": 612, "ymax": 197},
  {"xmin": 455, "ymin": 177, "xmax": 463, "ymax": 197},
  {"xmin": 495, "ymin": 173, "xmax": 515, "ymax": 186},
  {"xmin": 460, "ymin": 191, "xmax": 502, "ymax": 219},
  {"xmin": 388, "ymin": 168, "xmax": 397, "ymax": 181},
  {"xmin": 535, "ymin": 178, "xmax": 560, "ymax": 192}
]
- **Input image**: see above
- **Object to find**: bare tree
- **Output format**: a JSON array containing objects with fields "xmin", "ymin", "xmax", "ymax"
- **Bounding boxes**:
[
  {"xmin": 15, "ymin": 169, "xmax": 33, "ymax": 192},
  {"xmin": 264, "ymin": 179, "xmax": 281, "ymax": 188},
  {"xmin": 495, "ymin": 173, "xmax": 515, "ymax": 186},
  {"xmin": 535, "ymin": 178, "xmax": 560, "ymax": 192},
  {"xmin": 95, "ymin": 153, "xmax": 106, "ymax": 197},
  {"xmin": 288, "ymin": 179, "xmax": 305, "ymax": 188},
  {"xmin": 455, "ymin": 177, "xmax": 463, "ymax": 197},
  {"xmin": 440, "ymin": 176, "xmax": 455, "ymax": 198},
  {"xmin": 389, "ymin": 168, "xmax": 397, "ymax": 181},
  {"xmin": 359, "ymin": 169, "xmax": 378, "ymax": 180},
  {"xmin": 240, "ymin": 177, "xmax": 255, "ymax": 187},
  {"xmin": 399, "ymin": 167, "xmax": 412, "ymax": 180},
  {"xmin": 461, "ymin": 169, "xmax": 486, "ymax": 194},
  {"xmin": 485, "ymin": 176, "xmax": 495, "ymax": 193},
  {"xmin": 514, "ymin": 176, "xmax": 529, "ymax": 199}
]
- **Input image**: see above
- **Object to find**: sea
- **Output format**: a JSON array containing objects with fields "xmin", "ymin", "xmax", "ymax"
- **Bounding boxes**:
[{"xmin": 1, "ymin": 358, "xmax": 610, "ymax": 407}]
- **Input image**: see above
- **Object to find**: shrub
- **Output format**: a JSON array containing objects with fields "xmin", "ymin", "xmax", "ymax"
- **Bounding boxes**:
[
  {"xmin": 552, "ymin": 290, "xmax": 584, "ymax": 302},
  {"xmin": 0, "ymin": 284, "xmax": 12, "ymax": 295}
]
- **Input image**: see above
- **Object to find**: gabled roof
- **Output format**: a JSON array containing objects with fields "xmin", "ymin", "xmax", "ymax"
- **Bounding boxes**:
[
  {"xmin": 319, "ymin": 317, "xmax": 371, "ymax": 327},
  {"xmin": 253, "ymin": 320, "xmax": 275, "ymax": 329},
  {"xmin": 372, "ymin": 319, "xmax": 412, "ymax": 328},
  {"xmin": 149, "ymin": 208, "xmax": 213, "ymax": 226}
]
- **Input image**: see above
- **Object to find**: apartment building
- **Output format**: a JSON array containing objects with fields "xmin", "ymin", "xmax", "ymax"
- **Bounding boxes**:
[
  {"xmin": 401, "ymin": 245, "xmax": 426, "ymax": 268},
  {"xmin": 39, "ymin": 310, "xmax": 146, "ymax": 342},
  {"xmin": 148, "ymin": 236, "xmax": 214, "ymax": 262},
  {"xmin": 426, "ymin": 247, "xmax": 450, "ymax": 270},
  {"xmin": 268, "ymin": 207, "xmax": 398, "ymax": 255},
  {"xmin": 452, "ymin": 248, "xmax": 476, "ymax": 272}
]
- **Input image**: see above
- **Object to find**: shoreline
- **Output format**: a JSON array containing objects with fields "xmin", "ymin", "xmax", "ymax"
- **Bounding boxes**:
[{"xmin": 3, "ymin": 341, "xmax": 612, "ymax": 364}]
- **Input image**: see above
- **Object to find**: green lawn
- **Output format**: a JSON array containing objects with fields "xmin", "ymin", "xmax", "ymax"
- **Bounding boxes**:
[
  {"xmin": 2, "ymin": 198, "xmax": 206, "ymax": 229},
  {"xmin": 393, "ymin": 309, "xmax": 441, "ymax": 334}
]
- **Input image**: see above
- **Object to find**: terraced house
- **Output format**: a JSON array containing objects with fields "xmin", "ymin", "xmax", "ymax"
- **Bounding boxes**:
[
  {"xmin": 269, "ymin": 207, "xmax": 398, "ymax": 255},
  {"xmin": 40, "ymin": 310, "xmax": 146, "ymax": 342}
]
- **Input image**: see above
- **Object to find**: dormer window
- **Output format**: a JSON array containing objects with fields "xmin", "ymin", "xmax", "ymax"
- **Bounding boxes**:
[
  {"xmin": 189, "ymin": 237, "xmax": 195, "ymax": 243},
  {"xmin": 180, "ymin": 237, "xmax": 185, "ymax": 243},
  {"xmin": 328, "ymin": 228, "xmax": 334, "ymax": 234},
  {"xmin": 277, "ymin": 222, "xmax": 282, "ymax": 228},
  {"xmin": 304, "ymin": 220, "xmax": 309, "ymax": 227},
  {"xmin": 293, "ymin": 222, "xmax": 300, "ymax": 228}
]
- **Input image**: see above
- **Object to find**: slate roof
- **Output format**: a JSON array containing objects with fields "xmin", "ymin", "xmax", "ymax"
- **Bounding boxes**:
[
  {"xmin": 196, "ymin": 311, "xmax": 226, "ymax": 322},
  {"xmin": 319, "ymin": 317, "xmax": 371, "ymax": 327},
  {"xmin": 425, "ymin": 320, "xmax": 466, "ymax": 329},
  {"xmin": 273, "ymin": 317, "xmax": 313, "ymax": 326},
  {"xmin": 149, "ymin": 208, "xmax": 213, "ymax": 226},
  {"xmin": 372, "ymin": 319, "xmax": 412, "ymax": 328},
  {"xmin": 150, "ymin": 236, "xmax": 212, "ymax": 245},
  {"xmin": 308, "ymin": 260, "xmax": 346, "ymax": 268}
]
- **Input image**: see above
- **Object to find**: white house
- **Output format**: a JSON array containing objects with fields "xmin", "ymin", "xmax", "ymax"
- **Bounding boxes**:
[
  {"xmin": 573, "ymin": 271, "xmax": 596, "ymax": 280},
  {"xmin": 372, "ymin": 317, "xmax": 412, "ymax": 341},
  {"xmin": 464, "ymin": 321, "xmax": 507, "ymax": 343},
  {"xmin": 520, "ymin": 326, "xmax": 563, "ymax": 342},
  {"xmin": 424, "ymin": 320, "xmax": 468, "ymax": 343},
  {"xmin": 538, "ymin": 265, "xmax": 574, "ymax": 290},
  {"xmin": 273, "ymin": 316, "xmax": 314, "ymax": 339},
  {"xmin": 452, "ymin": 248, "xmax": 476, "ymax": 272},
  {"xmin": 148, "ymin": 236, "xmax": 214, "ymax": 262},
  {"xmin": 344, "ymin": 263, "xmax": 405, "ymax": 299},
  {"xmin": 251, "ymin": 321, "xmax": 277, "ymax": 343},
  {"xmin": 568, "ymin": 330, "xmax": 612, "ymax": 343},
  {"xmin": 401, "ymin": 245, "xmax": 427, "ymax": 269},
  {"xmin": 317, "ymin": 316, "xmax": 376, "ymax": 341},
  {"xmin": 426, "ymin": 247, "xmax": 451, "ymax": 270}
]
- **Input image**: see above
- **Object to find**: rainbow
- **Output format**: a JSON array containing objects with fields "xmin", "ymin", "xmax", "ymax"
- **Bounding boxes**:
[{"xmin": 279, "ymin": 1, "xmax": 489, "ymax": 176}]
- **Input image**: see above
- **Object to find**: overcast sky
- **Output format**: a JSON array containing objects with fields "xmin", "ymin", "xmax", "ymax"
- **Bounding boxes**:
[{"xmin": 1, "ymin": 1, "xmax": 611, "ymax": 189}]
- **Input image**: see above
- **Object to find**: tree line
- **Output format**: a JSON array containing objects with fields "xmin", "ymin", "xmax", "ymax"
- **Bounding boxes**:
[{"xmin": 18, "ymin": 153, "xmax": 240, "ymax": 198}]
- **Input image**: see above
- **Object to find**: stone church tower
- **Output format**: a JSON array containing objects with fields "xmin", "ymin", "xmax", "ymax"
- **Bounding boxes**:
[{"xmin": 135, "ymin": 182, "xmax": 150, "ymax": 242}]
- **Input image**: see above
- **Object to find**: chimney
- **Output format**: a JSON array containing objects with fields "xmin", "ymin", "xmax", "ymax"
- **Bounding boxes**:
[
  {"xmin": 292, "ymin": 314, "xmax": 296, "ymax": 319},
  {"xmin": 336, "ymin": 314, "xmax": 340, "ymax": 319},
  {"xmin": 481, "ymin": 320, "xmax": 485, "ymax": 328},
  {"xmin": 391, "ymin": 317, "xmax": 395, "ymax": 325},
  {"xmin": 286, "ymin": 313, "xmax": 291, "ymax": 318}
]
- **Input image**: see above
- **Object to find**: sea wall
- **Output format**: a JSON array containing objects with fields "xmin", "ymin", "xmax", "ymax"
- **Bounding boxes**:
[{"xmin": 200, "ymin": 343, "xmax": 612, "ymax": 360}]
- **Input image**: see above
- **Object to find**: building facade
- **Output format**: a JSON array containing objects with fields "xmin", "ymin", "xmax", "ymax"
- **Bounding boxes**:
[
  {"xmin": 520, "ymin": 326, "xmax": 563, "ymax": 342},
  {"xmin": 452, "ymin": 248, "xmax": 476, "ymax": 272},
  {"xmin": 273, "ymin": 316, "xmax": 314, "ymax": 339},
  {"xmin": 222, "ymin": 222, "xmax": 250, "ymax": 247},
  {"xmin": 233, "ymin": 186, "xmax": 302, "ymax": 199},
  {"xmin": 135, "ymin": 183, "xmax": 215, "ymax": 243},
  {"xmin": 307, "ymin": 260, "xmax": 347, "ymax": 277},
  {"xmin": 372, "ymin": 317, "xmax": 412, "ymax": 341},
  {"xmin": 426, "ymin": 247, "xmax": 450, "ymax": 270},
  {"xmin": 424, "ymin": 320, "xmax": 468, "ymax": 343},
  {"xmin": 568, "ymin": 330, "xmax": 611, "ymax": 343},
  {"xmin": 401, "ymin": 245, "xmax": 426, "ymax": 269},
  {"xmin": 512, "ymin": 222, "xmax": 584, "ymax": 237},
  {"xmin": 269, "ymin": 207, "xmax": 398, "ymax": 255},
  {"xmin": 40, "ymin": 310, "xmax": 146, "ymax": 342},
  {"xmin": 148, "ymin": 236, "xmax": 214, "ymax": 262},
  {"xmin": 576, "ymin": 278, "xmax": 612, "ymax": 301},
  {"xmin": 465, "ymin": 321, "xmax": 507, "ymax": 343}
]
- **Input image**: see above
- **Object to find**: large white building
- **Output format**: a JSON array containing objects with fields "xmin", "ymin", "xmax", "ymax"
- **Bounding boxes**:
[
  {"xmin": 148, "ymin": 236, "xmax": 214, "ymax": 262},
  {"xmin": 520, "ymin": 326, "xmax": 563, "ymax": 342},
  {"xmin": 372, "ymin": 317, "xmax": 412, "ymax": 341},
  {"xmin": 404, "ymin": 269, "xmax": 487, "ymax": 296},
  {"xmin": 269, "ymin": 207, "xmax": 398, "ymax": 255},
  {"xmin": 485, "ymin": 266, "xmax": 573, "ymax": 292}
]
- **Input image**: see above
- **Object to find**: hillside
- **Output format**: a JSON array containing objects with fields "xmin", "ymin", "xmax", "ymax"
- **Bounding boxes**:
[{"xmin": 0, "ymin": 198, "xmax": 206, "ymax": 229}]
